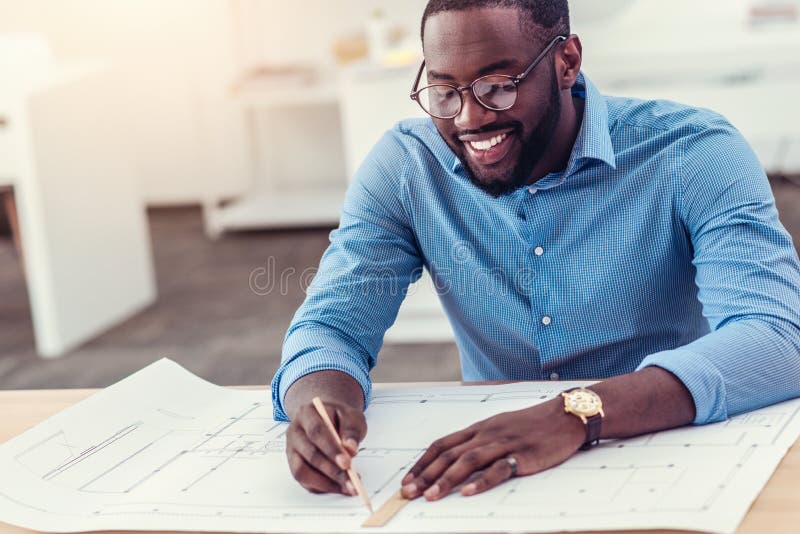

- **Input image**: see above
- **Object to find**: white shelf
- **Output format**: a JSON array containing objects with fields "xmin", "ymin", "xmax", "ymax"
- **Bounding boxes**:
[
  {"xmin": 384, "ymin": 273, "xmax": 455, "ymax": 344},
  {"xmin": 385, "ymin": 312, "xmax": 454, "ymax": 343},
  {"xmin": 205, "ymin": 186, "xmax": 346, "ymax": 235},
  {"xmin": 206, "ymin": 64, "xmax": 454, "ymax": 344},
  {"xmin": 204, "ymin": 70, "xmax": 347, "ymax": 237}
]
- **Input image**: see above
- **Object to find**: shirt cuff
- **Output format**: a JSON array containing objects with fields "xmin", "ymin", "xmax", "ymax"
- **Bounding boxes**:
[
  {"xmin": 637, "ymin": 349, "xmax": 728, "ymax": 424},
  {"xmin": 271, "ymin": 351, "xmax": 372, "ymax": 422}
]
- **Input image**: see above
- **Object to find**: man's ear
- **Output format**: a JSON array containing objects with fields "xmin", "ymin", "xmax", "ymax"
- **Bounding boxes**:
[{"xmin": 556, "ymin": 34, "xmax": 582, "ymax": 90}]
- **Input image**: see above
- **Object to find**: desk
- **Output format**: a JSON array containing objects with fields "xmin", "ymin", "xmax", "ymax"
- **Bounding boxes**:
[
  {"xmin": 0, "ymin": 63, "xmax": 156, "ymax": 358},
  {"xmin": 0, "ymin": 186, "xmax": 22, "ymax": 263},
  {"xmin": 1, "ymin": 385, "xmax": 799, "ymax": 534}
]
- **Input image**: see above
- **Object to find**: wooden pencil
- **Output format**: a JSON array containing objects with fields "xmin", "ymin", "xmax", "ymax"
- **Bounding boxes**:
[{"xmin": 311, "ymin": 396, "xmax": 373, "ymax": 514}]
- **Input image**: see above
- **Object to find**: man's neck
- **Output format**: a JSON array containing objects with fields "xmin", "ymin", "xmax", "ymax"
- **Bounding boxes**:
[{"xmin": 527, "ymin": 93, "xmax": 585, "ymax": 182}]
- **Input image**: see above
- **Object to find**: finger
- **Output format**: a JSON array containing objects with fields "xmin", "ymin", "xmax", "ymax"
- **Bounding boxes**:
[
  {"xmin": 402, "ymin": 431, "xmax": 474, "ymax": 489},
  {"xmin": 333, "ymin": 406, "xmax": 367, "ymax": 456},
  {"xmin": 288, "ymin": 450, "xmax": 350, "ymax": 495},
  {"xmin": 401, "ymin": 436, "xmax": 475, "ymax": 499},
  {"xmin": 299, "ymin": 405, "xmax": 352, "ymax": 470},
  {"xmin": 290, "ymin": 425, "xmax": 352, "ymax": 492},
  {"xmin": 423, "ymin": 445, "xmax": 508, "ymax": 501},
  {"xmin": 402, "ymin": 442, "xmax": 470, "ymax": 499},
  {"xmin": 460, "ymin": 456, "xmax": 518, "ymax": 496}
]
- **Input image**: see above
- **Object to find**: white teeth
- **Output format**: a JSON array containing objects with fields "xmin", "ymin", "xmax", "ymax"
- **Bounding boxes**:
[{"xmin": 468, "ymin": 132, "xmax": 508, "ymax": 151}]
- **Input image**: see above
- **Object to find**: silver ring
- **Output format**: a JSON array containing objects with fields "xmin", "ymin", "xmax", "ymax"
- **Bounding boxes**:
[{"xmin": 505, "ymin": 455, "xmax": 518, "ymax": 477}]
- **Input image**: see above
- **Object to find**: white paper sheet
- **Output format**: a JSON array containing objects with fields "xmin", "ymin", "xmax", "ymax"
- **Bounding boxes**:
[{"xmin": 1, "ymin": 359, "xmax": 798, "ymax": 534}]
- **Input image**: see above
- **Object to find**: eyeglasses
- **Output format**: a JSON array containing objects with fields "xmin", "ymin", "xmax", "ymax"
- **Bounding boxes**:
[{"xmin": 410, "ymin": 35, "xmax": 567, "ymax": 120}]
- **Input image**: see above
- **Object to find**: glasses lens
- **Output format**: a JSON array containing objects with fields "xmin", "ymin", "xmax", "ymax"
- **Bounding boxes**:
[
  {"xmin": 417, "ymin": 85, "xmax": 461, "ymax": 118},
  {"xmin": 473, "ymin": 76, "xmax": 517, "ymax": 110}
]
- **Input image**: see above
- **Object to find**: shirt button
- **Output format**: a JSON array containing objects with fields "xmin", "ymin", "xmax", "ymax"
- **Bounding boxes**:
[
  {"xmin": 527, "ymin": 186, "xmax": 538, "ymax": 195},
  {"xmin": 550, "ymin": 372, "xmax": 560, "ymax": 380},
  {"xmin": 534, "ymin": 246, "xmax": 544, "ymax": 256},
  {"xmin": 541, "ymin": 315, "xmax": 552, "ymax": 326}
]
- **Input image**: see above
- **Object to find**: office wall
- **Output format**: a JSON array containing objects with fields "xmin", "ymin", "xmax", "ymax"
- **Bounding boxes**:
[
  {"xmin": 231, "ymin": 0, "xmax": 632, "ymax": 69},
  {"xmin": 0, "ymin": 0, "xmax": 249, "ymax": 206},
  {"xmin": 232, "ymin": 0, "xmax": 427, "ymax": 69},
  {"xmin": 0, "ymin": 0, "xmax": 432, "ymax": 206},
  {"xmin": 3, "ymin": 0, "xmax": 792, "ymax": 205}
]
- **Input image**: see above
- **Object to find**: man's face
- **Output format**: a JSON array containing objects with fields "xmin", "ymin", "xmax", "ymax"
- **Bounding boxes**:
[{"xmin": 422, "ymin": 8, "xmax": 563, "ymax": 197}]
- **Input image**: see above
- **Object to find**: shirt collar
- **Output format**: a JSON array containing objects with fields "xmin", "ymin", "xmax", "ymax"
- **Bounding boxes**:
[
  {"xmin": 566, "ymin": 71, "xmax": 617, "ymax": 172},
  {"xmin": 450, "ymin": 71, "xmax": 617, "ymax": 187},
  {"xmin": 528, "ymin": 71, "xmax": 617, "ymax": 191}
]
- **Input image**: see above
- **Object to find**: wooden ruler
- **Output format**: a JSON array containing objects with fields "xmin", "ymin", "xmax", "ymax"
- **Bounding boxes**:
[{"xmin": 362, "ymin": 490, "xmax": 410, "ymax": 527}]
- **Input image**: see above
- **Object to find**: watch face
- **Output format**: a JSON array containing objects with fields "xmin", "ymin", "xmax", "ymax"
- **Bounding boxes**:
[{"xmin": 565, "ymin": 389, "xmax": 602, "ymax": 417}]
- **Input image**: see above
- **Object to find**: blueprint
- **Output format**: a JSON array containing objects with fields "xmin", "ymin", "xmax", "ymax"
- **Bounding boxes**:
[{"xmin": 1, "ymin": 358, "xmax": 799, "ymax": 534}]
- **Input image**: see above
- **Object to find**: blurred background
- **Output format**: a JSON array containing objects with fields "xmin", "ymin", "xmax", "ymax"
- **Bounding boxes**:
[{"xmin": 1, "ymin": 0, "xmax": 798, "ymax": 389}]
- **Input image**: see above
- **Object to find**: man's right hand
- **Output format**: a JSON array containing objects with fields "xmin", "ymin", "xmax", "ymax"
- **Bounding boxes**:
[{"xmin": 283, "ymin": 370, "xmax": 368, "ymax": 494}]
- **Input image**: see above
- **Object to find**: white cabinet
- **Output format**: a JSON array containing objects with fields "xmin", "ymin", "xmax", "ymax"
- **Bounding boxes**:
[
  {"xmin": 209, "ymin": 63, "xmax": 455, "ymax": 343},
  {"xmin": 338, "ymin": 64, "xmax": 424, "ymax": 177},
  {"xmin": 202, "ymin": 79, "xmax": 348, "ymax": 236}
]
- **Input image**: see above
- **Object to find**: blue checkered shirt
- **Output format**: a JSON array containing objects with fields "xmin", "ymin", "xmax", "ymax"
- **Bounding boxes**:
[{"xmin": 271, "ymin": 72, "xmax": 800, "ymax": 425}]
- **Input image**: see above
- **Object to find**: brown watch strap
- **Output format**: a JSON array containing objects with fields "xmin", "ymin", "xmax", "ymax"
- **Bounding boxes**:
[{"xmin": 580, "ymin": 413, "xmax": 602, "ymax": 450}]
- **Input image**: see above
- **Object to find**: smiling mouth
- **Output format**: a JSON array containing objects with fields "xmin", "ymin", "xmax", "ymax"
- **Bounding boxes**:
[
  {"xmin": 460, "ymin": 130, "xmax": 515, "ymax": 166},
  {"xmin": 467, "ymin": 132, "xmax": 508, "ymax": 150}
]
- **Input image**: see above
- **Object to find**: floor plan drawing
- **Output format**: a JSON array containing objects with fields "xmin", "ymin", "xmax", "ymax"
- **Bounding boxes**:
[{"xmin": 1, "ymin": 359, "xmax": 798, "ymax": 534}]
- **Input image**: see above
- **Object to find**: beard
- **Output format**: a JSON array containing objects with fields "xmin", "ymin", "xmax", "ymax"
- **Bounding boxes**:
[{"xmin": 456, "ymin": 70, "xmax": 562, "ymax": 198}]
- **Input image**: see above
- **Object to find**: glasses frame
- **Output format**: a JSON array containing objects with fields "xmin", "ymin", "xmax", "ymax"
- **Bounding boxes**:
[{"xmin": 410, "ymin": 35, "xmax": 567, "ymax": 119}]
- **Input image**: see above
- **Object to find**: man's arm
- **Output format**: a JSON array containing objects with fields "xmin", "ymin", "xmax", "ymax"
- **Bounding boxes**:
[
  {"xmin": 271, "ymin": 129, "xmax": 422, "ymax": 424},
  {"xmin": 401, "ymin": 366, "xmax": 694, "ymax": 500},
  {"xmin": 636, "ymin": 124, "xmax": 800, "ymax": 424},
  {"xmin": 271, "ymin": 128, "xmax": 423, "ymax": 493}
]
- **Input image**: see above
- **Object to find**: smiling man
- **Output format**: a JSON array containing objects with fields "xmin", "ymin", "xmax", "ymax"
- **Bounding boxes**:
[
  {"xmin": 271, "ymin": 0, "xmax": 800, "ymax": 501},
  {"xmin": 412, "ymin": 17, "xmax": 570, "ymax": 197}
]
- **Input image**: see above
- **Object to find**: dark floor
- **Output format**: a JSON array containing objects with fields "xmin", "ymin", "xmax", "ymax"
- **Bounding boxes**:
[
  {"xmin": 2, "ymin": 176, "xmax": 800, "ymax": 390},
  {"xmin": 0, "ymin": 206, "xmax": 462, "ymax": 390}
]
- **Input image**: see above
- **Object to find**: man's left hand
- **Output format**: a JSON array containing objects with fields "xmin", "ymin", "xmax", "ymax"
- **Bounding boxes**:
[{"xmin": 400, "ymin": 397, "xmax": 586, "ymax": 500}]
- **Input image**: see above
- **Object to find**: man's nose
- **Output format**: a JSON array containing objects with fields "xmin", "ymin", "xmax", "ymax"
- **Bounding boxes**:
[{"xmin": 453, "ymin": 91, "xmax": 497, "ymax": 131}]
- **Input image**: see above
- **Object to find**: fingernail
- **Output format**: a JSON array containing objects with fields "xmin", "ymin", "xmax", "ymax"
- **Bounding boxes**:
[
  {"xmin": 401, "ymin": 473, "xmax": 413, "ymax": 485},
  {"xmin": 345, "ymin": 480, "xmax": 356, "ymax": 495},
  {"xmin": 462, "ymin": 483, "xmax": 476, "ymax": 496},
  {"xmin": 424, "ymin": 484, "xmax": 440, "ymax": 499},
  {"xmin": 401, "ymin": 483, "xmax": 417, "ymax": 497},
  {"xmin": 344, "ymin": 438, "xmax": 358, "ymax": 453},
  {"xmin": 335, "ymin": 454, "xmax": 350, "ymax": 470}
]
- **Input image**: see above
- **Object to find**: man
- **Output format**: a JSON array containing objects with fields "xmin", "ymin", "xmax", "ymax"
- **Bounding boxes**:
[{"xmin": 271, "ymin": 0, "xmax": 800, "ymax": 501}]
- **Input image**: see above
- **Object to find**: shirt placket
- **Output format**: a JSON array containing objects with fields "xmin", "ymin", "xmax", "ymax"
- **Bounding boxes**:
[{"xmin": 522, "ymin": 185, "xmax": 557, "ymax": 379}]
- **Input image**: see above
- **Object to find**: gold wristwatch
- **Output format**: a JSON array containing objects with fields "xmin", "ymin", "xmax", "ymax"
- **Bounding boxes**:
[{"xmin": 561, "ymin": 387, "xmax": 605, "ymax": 450}]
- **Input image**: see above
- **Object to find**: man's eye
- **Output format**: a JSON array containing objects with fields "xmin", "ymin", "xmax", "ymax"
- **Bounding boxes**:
[{"xmin": 433, "ymin": 88, "xmax": 456, "ymax": 101}]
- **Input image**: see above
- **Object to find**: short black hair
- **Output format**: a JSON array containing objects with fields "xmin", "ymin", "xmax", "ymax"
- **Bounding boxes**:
[{"xmin": 421, "ymin": 0, "xmax": 570, "ymax": 44}]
